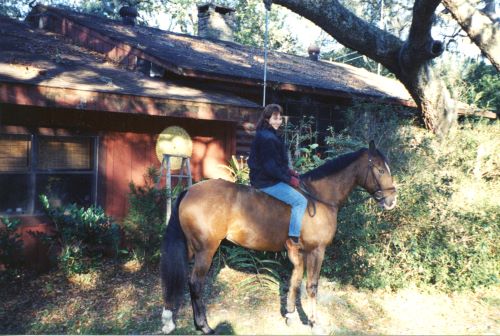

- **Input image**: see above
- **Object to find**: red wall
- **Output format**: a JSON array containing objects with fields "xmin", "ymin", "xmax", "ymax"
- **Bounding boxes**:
[
  {"xmin": 1, "ymin": 106, "xmax": 238, "ymax": 269},
  {"xmin": 100, "ymin": 124, "xmax": 235, "ymax": 220}
]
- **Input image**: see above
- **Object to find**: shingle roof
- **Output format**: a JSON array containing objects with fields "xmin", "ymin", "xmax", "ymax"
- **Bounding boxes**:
[
  {"xmin": 27, "ymin": 5, "xmax": 415, "ymax": 106},
  {"xmin": 0, "ymin": 15, "xmax": 260, "ymax": 108}
]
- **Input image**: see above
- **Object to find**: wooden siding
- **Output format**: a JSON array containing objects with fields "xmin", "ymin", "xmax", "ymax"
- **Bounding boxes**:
[{"xmin": 1, "ymin": 105, "xmax": 236, "ymax": 220}]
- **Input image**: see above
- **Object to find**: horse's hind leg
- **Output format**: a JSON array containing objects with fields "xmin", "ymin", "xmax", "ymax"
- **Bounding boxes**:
[
  {"xmin": 305, "ymin": 246, "xmax": 326, "ymax": 328},
  {"xmin": 285, "ymin": 245, "xmax": 304, "ymax": 325},
  {"xmin": 189, "ymin": 245, "xmax": 218, "ymax": 334}
]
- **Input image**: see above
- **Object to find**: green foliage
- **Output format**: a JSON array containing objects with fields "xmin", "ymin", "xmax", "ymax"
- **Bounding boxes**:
[
  {"xmin": 123, "ymin": 167, "xmax": 184, "ymax": 265},
  {"xmin": 319, "ymin": 107, "xmax": 499, "ymax": 291},
  {"xmin": 40, "ymin": 195, "xmax": 120, "ymax": 275},
  {"xmin": 227, "ymin": 0, "xmax": 299, "ymax": 53},
  {"xmin": 293, "ymin": 143, "xmax": 325, "ymax": 172},
  {"xmin": 214, "ymin": 244, "xmax": 285, "ymax": 292},
  {"xmin": 0, "ymin": 217, "xmax": 24, "ymax": 271},
  {"xmin": 283, "ymin": 115, "xmax": 322, "ymax": 172},
  {"xmin": 435, "ymin": 57, "xmax": 499, "ymax": 116},
  {"xmin": 0, "ymin": 0, "xmax": 28, "ymax": 18},
  {"xmin": 462, "ymin": 61, "xmax": 500, "ymax": 114},
  {"xmin": 219, "ymin": 155, "xmax": 250, "ymax": 185}
]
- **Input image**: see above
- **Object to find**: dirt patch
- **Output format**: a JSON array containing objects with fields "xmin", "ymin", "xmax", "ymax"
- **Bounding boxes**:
[
  {"xmin": 0, "ymin": 262, "xmax": 498, "ymax": 335},
  {"xmin": 174, "ymin": 266, "xmax": 499, "ymax": 335}
]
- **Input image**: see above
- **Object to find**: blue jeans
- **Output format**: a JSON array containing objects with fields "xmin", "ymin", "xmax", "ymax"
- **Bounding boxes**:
[{"xmin": 260, "ymin": 182, "xmax": 307, "ymax": 237}]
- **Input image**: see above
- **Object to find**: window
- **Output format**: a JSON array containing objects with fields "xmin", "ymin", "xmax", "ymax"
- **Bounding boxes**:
[{"xmin": 0, "ymin": 134, "xmax": 97, "ymax": 215}]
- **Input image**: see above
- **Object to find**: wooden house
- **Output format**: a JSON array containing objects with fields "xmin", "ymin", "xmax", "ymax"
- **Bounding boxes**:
[{"xmin": 0, "ymin": 4, "xmax": 416, "ymax": 263}]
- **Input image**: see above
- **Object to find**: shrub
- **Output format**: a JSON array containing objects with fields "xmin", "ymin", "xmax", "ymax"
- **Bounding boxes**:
[
  {"xmin": 40, "ymin": 195, "xmax": 120, "ymax": 275},
  {"xmin": 320, "ymin": 109, "xmax": 499, "ymax": 291},
  {"xmin": 219, "ymin": 156, "xmax": 250, "ymax": 185},
  {"xmin": 0, "ymin": 217, "xmax": 24, "ymax": 271},
  {"xmin": 123, "ymin": 167, "xmax": 185, "ymax": 265}
]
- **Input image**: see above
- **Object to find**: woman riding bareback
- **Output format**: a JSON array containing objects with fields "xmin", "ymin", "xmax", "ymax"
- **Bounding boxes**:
[{"xmin": 248, "ymin": 104, "xmax": 307, "ymax": 252}]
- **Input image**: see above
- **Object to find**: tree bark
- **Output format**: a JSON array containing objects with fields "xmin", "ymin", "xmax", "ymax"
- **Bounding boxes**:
[
  {"xmin": 267, "ymin": 0, "xmax": 458, "ymax": 135},
  {"xmin": 442, "ymin": 0, "xmax": 500, "ymax": 71}
]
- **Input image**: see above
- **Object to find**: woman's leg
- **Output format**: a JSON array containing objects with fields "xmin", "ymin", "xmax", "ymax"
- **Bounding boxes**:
[{"xmin": 260, "ymin": 182, "xmax": 307, "ymax": 237}]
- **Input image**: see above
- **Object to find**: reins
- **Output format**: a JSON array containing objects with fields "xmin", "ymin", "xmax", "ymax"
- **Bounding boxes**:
[{"xmin": 299, "ymin": 180, "xmax": 336, "ymax": 217}]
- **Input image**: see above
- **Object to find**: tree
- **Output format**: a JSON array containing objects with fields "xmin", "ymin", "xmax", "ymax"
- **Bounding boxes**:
[
  {"xmin": 264, "ymin": 0, "xmax": 498, "ymax": 136},
  {"xmin": 442, "ymin": 0, "xmax": 500, "ymax": 71}
]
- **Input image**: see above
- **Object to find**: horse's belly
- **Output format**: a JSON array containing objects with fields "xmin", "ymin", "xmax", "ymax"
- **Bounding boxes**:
[{"xmin": 225, "ymin": 208, "xmax": 290, "ymax": 252}]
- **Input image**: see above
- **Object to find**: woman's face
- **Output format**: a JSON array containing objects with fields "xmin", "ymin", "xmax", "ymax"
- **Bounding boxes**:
[{"xmin": 269, "ymin": 112, "xmax": 283, "ymax": 130}]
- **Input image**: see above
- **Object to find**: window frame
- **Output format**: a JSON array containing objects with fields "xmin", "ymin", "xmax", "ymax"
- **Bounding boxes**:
[{"xmin": 0, "ymin": 133, "xmax": 99, "ymax": 215}]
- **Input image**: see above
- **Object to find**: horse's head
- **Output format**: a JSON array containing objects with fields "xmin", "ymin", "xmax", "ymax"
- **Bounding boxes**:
[{"xmin": 361, "ymin": 141, "xmax": 397, "ymax": 210}]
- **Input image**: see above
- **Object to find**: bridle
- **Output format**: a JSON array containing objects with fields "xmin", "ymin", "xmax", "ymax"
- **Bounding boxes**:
[
  {"xmin": 298, "ymin": 152, "xmax": 396, "ymax": 216},
  {"xmin": 364, "ymin": 153, "xmax": 397, "ymax": 204}
]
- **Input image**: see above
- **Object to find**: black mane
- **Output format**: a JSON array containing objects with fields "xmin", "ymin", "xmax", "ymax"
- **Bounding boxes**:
[{"xmin": 300, "ymin": 149, "xmax": 366, "ymax": 181}]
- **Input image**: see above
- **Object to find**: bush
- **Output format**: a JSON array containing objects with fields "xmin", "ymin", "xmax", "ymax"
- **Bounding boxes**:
[
  {"xmin": 40, "ymin": 195, "xmax": 121, "ymax": 275},
  {"xmin": 219, "ymin": 156, "xmax": 250, "ymax": 185},
  {"xmin": 315, "ymin": 105, "xmax": 499, "ymax": 291},
  {"xmin": 0, "ymin": 217, "xmax": 24, "ymax": 271},
  {"xmin": 123, "ymin": 167, "xmax": 185, "ymax": 265}
]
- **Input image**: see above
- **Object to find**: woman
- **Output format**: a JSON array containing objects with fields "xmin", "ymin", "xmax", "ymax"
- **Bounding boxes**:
[{"xmin": 248, "ymin": 104, "xmax": 307, "ymax": 250}]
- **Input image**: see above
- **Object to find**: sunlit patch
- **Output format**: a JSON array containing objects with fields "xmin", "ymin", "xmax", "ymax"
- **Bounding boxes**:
[
  {"xmin": 452, "ymin": 181, "xmax": 494, "ymax": 208},
  {"xmin": 67, "ymin": 271, "xmax": 100, "ymax": 290},
  {"xmin": 0, "ymin": 64, "xmax": 48, "ymax": 80},
  {"xmin": 122, "ymin": 259, "xmax": 142, "ymax": 273}
]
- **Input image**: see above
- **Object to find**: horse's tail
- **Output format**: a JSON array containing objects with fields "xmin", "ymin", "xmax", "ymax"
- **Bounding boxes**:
[{"xmin": 160, "ymin": 189, "xmax": 188, "ymax": 309}]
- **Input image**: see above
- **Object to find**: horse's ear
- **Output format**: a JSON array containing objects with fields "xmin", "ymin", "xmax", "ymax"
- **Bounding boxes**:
[{"xmin": 369, "ymin": 140, "xmax": 376, "ymax": 153}]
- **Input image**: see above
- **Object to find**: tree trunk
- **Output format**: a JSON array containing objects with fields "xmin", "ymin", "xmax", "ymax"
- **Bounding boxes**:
[
  {"xmin": 442, "ymin": 0, "xmax": 500, "ymax": 71},
  {"xmin": 268, "ymin": 0, "xmax": 457, "ymax": 136}
]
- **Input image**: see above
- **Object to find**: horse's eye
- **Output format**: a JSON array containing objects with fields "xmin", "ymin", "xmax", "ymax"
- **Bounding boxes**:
[{"xmin": 378, "ymin": 169, "xmax": 385, "ymax": 174}]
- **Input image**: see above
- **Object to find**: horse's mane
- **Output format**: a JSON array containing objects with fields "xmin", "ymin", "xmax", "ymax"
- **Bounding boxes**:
[{"xmin": 300, "ymin": 148, "xmax": 366, "ymax": 181}]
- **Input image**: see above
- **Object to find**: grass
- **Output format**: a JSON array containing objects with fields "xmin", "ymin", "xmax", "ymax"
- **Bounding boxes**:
[{"xmin": 1, "ymin": 258, "xmax": 499, "ymax": 335}]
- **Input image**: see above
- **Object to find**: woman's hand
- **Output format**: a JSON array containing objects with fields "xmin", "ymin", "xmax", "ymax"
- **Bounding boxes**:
[{"xmin": 289, "ymin": 176, "xmax": 300, "ymax": 188}]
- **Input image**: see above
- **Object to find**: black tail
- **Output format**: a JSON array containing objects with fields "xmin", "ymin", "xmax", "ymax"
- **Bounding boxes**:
[{"xmin": 160, "ymin": 190, "xmax": 188, "ymax": 309}]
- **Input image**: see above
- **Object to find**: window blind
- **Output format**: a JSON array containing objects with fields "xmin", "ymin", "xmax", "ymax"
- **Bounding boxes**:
[
  {"xmin": 0, "ymin": 136, "xmax": 30, "ymax": 172},
  {"xmin": 38, "ymin": 137, "xmax": 92, "ymax": 170}
]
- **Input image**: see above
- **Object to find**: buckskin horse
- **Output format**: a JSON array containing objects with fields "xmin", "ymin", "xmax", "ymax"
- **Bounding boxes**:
[{"xmin": 160, "ymin": 141, "xmax": 397, "ymax": 334}]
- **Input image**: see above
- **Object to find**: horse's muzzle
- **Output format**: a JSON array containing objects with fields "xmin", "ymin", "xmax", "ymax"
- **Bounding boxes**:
[{"xmin": 379, "ymin": 193, "xmax": 397, "ymax": 210}]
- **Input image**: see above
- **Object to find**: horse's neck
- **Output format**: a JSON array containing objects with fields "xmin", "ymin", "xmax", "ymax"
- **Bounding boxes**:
[{"xmin": 307, "ymin": 165, "xmax": 359, "ymax": 206}]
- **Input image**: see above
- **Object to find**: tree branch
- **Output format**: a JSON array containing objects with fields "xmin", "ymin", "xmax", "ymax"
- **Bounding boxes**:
[
  {"xmin": 442, "ymin": 0, "xmax": 500, "ymax": 71},
  {"xmin": 399, "ymin": 0, "xmax": 444, "ymax": 78},
  {"xmin": 269, "ymin": 0, "xmax": 403, "ymax": 74},
  {"xmin": 264, "ymin": 0, "xmax": 457, "ymax": 136}
]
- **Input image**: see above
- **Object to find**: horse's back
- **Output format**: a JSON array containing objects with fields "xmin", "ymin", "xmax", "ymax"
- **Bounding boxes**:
[{"xmin": 179, "ymin": 179, "xmax": 291, "ymax": 252}]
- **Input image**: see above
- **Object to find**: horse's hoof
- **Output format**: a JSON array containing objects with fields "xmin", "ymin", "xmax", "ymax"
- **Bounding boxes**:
[
  {"xmin": 311, "ymin": 323, "xmax": 327, "ymax": 335},
  {"xmin": 285, "ymin": 312, "xmax": 298, "ymax": 327},
  {"xmin": 200, "ymin": 326, "xmax": 215, "ymax": 335},
  {"xmin": 161, "ymin": 323, "xmax": 176, "ymax": 334}
]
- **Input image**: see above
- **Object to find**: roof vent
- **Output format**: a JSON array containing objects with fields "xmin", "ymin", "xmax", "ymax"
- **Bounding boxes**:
[
  {"xmin": 197, "ymin": 3, "xmax": 236, "ymax": 42},
  {"xmin": 119, "ymin": 6, "xmax": 138, "ymax": 26},
  {"xmin": 308, "ymin": 44, "xmax": 320, "ymax": 61}
]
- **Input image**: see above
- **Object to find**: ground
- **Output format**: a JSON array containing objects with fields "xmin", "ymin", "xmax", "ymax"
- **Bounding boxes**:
[{"xmin": 0, "ymin": 259, "xmax": 498, "ymax": 335}]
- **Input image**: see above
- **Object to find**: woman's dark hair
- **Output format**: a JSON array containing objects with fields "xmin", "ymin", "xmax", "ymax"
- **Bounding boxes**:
[{"xmin": 256, "ymin": 104, "xmax": 283, "ymax": 130}]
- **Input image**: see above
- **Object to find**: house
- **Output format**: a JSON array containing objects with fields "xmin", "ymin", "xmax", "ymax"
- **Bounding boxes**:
[{"xmin": 0, "ymin": 4, "xmax": 416, "ymax": 239}]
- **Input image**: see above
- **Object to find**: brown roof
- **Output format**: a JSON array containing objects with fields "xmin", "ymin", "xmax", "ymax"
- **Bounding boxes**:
[
  {"xmin": 0, "ymin": 15, "xmax": 260, "ymax": 109},
  {"xmin": 26, "ymin": 5, "xmax": 415, "ymax": 106}
]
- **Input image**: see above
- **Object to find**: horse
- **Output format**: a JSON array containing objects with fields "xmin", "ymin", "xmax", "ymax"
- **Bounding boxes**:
[{"xmin": 160, "ymin": 140, "xmax": 397, "ymax": 334}]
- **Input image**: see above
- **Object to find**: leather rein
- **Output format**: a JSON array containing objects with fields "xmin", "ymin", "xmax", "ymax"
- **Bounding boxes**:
[{"xmin": 298, "ymin": 153, "xmax": 396, "ymax": 216}]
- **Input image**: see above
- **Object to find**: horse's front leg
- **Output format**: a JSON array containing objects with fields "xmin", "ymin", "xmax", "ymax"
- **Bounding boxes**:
[
  {"xmin": 305, "ymin": 246, "xmax": 326, "ymax": 328},
  {"xmin": 285, "ymin": 244, "xmax": 304, "ymax": 325}
]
